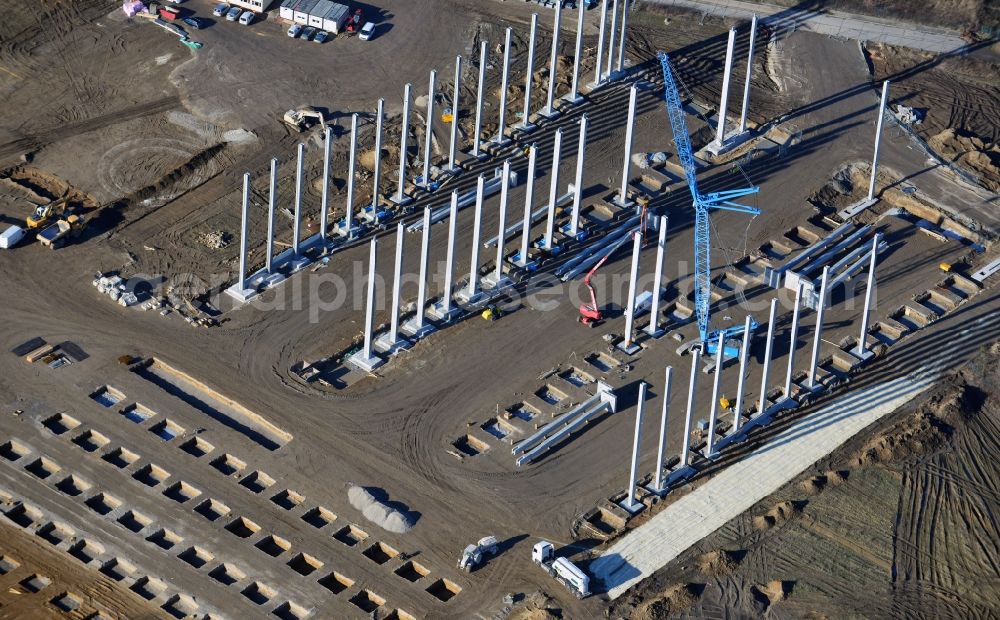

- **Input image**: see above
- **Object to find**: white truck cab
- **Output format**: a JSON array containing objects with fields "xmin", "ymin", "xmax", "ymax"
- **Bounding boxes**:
[{"xmin": 532, "ymin": 540, "xmax": 554, "ymax": 564}]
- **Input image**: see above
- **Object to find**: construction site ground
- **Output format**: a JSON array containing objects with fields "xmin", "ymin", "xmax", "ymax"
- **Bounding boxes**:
[{"xmin": 1, "ymin": 1, "xmax": 998, "ymax": 618}]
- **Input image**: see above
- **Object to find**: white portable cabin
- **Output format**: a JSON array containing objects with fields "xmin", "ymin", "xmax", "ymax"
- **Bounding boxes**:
[
  {"xmin": 321, "ymin": 2, "xmax": 349, "ymax": 33},
  {"xmin": 552, "ymin": 557, "xmax": 590, "ymax": 596},
  {"xmin": 0, "ymin": 225, "xmax": 25, "ymax": 249},
  {"xmin": 292, "ymin": 0, "xmax": 318, "ymax": 24},
  {"xmin": 278, "ymin": 0, "xmax": 296, "ymax": 21},
  {"xmin": 307, "ymin": 0, "xmax": 333, "ymax": 28}
]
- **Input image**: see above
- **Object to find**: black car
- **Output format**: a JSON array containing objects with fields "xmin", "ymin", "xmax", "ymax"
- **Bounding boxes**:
[{"xmin": 182, "ymin": 16, "xmax": 204, "ymax": 29}]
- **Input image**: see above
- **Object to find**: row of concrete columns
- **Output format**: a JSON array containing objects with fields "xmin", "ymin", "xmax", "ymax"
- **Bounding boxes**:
[
  {"xmin": 713, "ymin": 15, "xmax": 759, "ymax": 151},
  {"xmin": 622, "ymin": 237, "xmax": 882, "ymax": 498}
]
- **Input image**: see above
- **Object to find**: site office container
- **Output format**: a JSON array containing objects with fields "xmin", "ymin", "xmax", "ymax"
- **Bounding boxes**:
[
  {"xmin": 307, "ymin": 0, "xmax": 333, "ymax": 28},
  {"xmin": 292, "ymin": 0, "xmax": 319, "ymax": 24},
  {"xmin": 321, "ymin": 3, "xmax": 349, "ymax": 33},
  {"xmin": 158, "ymin": 6, "xmax": 180, "ymax": 20}
]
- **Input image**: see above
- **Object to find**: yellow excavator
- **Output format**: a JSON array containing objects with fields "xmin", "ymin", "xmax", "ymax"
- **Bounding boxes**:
[{"xmin": 26, "ymin": 197, "xmax": 68, "ymax": 230}]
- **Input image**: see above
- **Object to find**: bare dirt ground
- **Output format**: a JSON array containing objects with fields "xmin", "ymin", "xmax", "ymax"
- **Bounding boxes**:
[
  {"xmin": 609, "ymin": 339, "xmax": 1000, "ymax": 619},
  {"xmin": 865, "ymin": 41, "xmax": 1000, "ymax": 192},
  {"xmin": 1, "ymin": 1, "xmax": 999, "ymax": 619}
]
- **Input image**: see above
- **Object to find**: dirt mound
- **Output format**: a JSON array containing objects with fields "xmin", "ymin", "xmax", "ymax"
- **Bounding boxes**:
[
  {"xmin": 751, "ymin": 580, "xmax": 794, "ymax": 607},
  {"xmin": 854, "ymin": 383, "xmax": 974, "ymax": 466},
  {"xmin": 928, "ymin": 128, "xmax": 1000, "ymax": 191},
  {"xmin": 347, "ymin": 485, "xmax": 416, "ymax": 534},
  {"xmin": 799, "ymin": 470, "xmax": 848, "ymax": 495},
  {"xmin": 696, "ymin": 549, "xmax": 743, "ymax": 576},
  {"xmin": 633, "ymin": 583, "xmax": 699, "ymax": 620},
  {"xmin": 752, "ymin": 500, "xmax": 804, "ymax": 530}
]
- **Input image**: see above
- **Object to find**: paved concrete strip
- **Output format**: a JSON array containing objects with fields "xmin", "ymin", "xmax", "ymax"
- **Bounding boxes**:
[
  {"xmin": 647, "ymin": 0, "xmax": 968, "ymax": 53},
  {"xmin": 592, "ymin": 364, "xmax": 939, "ymax": 599}
]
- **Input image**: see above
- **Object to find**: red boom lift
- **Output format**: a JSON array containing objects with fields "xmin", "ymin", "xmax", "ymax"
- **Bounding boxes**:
[{"xmin": 578, "ymin": 233, "xmax": 635, "ymax": 327}]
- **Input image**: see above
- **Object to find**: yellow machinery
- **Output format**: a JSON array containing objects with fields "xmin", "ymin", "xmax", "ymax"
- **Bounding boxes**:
[
  {"xmin": 26, "ymin": 198, "xmax": 67, "ymax": 230},
  {"xmin": 282, "ymin": 106, "xmax": 326, "ymax": 132},
  {"xmin": 939, "ymin": 262, "xmax": 952, "ymax": 273},
  {"xmin": 441, "ymin": 107, "xmax": 454, "ymax": 123},
  {"xmin": 719, "ymin": 396, "xmax": 732, "ymax": 410},
  {"xmin": 37, "ymin": 214, "xmax": 86, "ymax": 249},
  {"xmin": 481, "ymin": 305, "xmax": 502, "ymax": 321}
]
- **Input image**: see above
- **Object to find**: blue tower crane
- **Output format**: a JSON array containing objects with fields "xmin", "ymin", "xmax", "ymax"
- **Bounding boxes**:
[{"xmin": 657, "ymin": 51, "xmax": 761, "ymax": 355}]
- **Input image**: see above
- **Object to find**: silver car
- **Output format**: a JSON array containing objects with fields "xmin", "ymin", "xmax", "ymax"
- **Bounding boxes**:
[{"xmin": 225, "ymin": 6, "xmax": 241, "ymax": 21}]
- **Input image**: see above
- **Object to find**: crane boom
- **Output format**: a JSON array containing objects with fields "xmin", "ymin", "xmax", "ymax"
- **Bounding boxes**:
[{"xmin": 657, "ymin": 52, "xmax": 761, "ymax": 352}]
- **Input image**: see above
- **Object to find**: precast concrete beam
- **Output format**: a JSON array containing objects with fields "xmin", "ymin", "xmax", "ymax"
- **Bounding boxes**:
[
  {"xmin": 516, "ymin": 145, "xmax": 538, "ymax": 268},
  {"xmin": 807, "ymin": 266, "xmax": 830, "ymax": 390},
  {"xmin": 542, "ymin": 0, "xmax": 562, "ymax": 119},
  {"xmin": 402, "ymin": 207, "xmax": 436, "ymax": 339},
  {"xmin": 393, "ymin": 84, "xmax": 413, "ymax": 205},
  {"xmin": 680, "ymin": 348, "xmax": 700, "ymax": 467},
  {"xmin": 737, "ymin": 15, "xmax": 758, "ymax": 135},
  {"xmin": 472, "ymin": 40, "xmax": 488, "ymax": 159},
  {"xmin": 653, "ymin": 366, "xmax": 673, "ymax": 493},
  {"xmin": 520, "ymin": 13, "xmax": 538, "ymax": 132},
  {"xmin": 348, "ymin": 238, "xmax": 385, "ymax": 372},
  {"xmin": 713, "ymin": 28, "xmax": 737, "ymax": 148},
  {"xmin": 448, "ymin": 57, "xmax": 461, "ymax": 174},
  {"xmin": 615, "ymin": 85, "xmax": 638, "ymax": 207},
  {"xmin": 855, "ymin": 233, "xmax": 880, "ymax": 359},
  {"xmin": 733, "ymin": 315, "xmax": 752, "ymax": 433},
  {"xmin": 704, "ymin": 331, "xmax": 725, "ymax": 458},
  {"xmin": 566, "ymin": 0, "xmax": 586, "ymax": 104},
  {"xmin": 622, "ymin": 381, "xmax": 647, "ymax": 513},
  {"xmin": 644, "ymin": 216, "xmax": 668, "ymax": 337},
  {"xmin": 320, "ymin": 126, "xmax": 332, "ymax": 239},
  {"xmin": 493, "ymin": 28, "xmax": 513, "ymax": 146},
  {"xmin": 868, "ymin": 81, "xmax": 890, "ymax": 202},
  {"xmin": 266, "ymin": 158, "xmax": 277, "ymax": 273},
  {"xmin": 591, "ymin": 0, "xmax": 608, "ymax": 87},
  {"xmin": 292, "ymin": 142, "xmax": 304, "ymax": 256}
]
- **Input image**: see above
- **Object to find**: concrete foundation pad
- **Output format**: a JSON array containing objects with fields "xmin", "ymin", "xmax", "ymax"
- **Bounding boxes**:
[
  {"xmin": 373, "ymin": 333, "xmax": 412, "ymax": 355},
  {"xmin": 537, "ymin": 107, "xmax": 561, "ymax": 120},
  {"xmin": 225, "ymin": 284, "xmax": 258, "ymax": 303},
  {"xmin": 426, "ymin": 303, "xmax": 461, "ymax": 323},
  {"xmin": 334, "ymin": 223, "xmax": 364, "ymax": 239},
  {"xmin": 642, "ymin": 325, "xmax": 666, "ymax": 339},
  {"xmin": 560, "ymin": 223, "xmax": 588, "ymax": 242},
  {"xmin": 618, "ymin": 498, "xmax": 644, "ymax": 515},
  {"xmin": 347, "ymin": 350, "xmax": 384, "ymax": 373},
  {"xmin": 561, "ymin": 94, "xmax": 585, "ymax": 105},
  {"xmin": 611, "ymin": 197, "xmax": 635, "ymax": 210},
  {"xmin": 489, "ymin": 136, "xmax": 513, "ymax": 149},
  {"xmin": 513, "ymin": 122, "xmax": 537, "ymax": 135},
  {"xmin": 481, "ymin": 274, "xmax": 513, "ymax": 291},
  {"xmin": 401, "ymin": 318, "xmax": 436, "ymax": 339},
  {"xmin": 664, "ymin": 465, "xmax": 696, "ymax": 487},
  {"xmin": 455, "ymin": 289, "xmax": 488, "ymax": 306},
  {"xmin": 510, "ymin": 253, "xmax": 539, "ymax": 272},
  {"xmin": 388, "ymin": 193, "xmax": 413, "ymax": 206},
  {"xmin": 700, "ymin": 129, "xmax": 754, "ymax": 158},
  {"xmin": 616, "ymin": 341, "xmax": 641, "ymax": 355},
  {"xmin": 288, "ymin": 256, "xmax": 311, "ymax": 273},
  {"xmin": 838, "ymin": 197, "xmax": 878, "ymax": 221}
]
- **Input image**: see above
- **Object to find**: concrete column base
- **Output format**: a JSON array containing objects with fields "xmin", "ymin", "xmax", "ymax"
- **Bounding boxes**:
[
  {"xmin": 643, "ymin": 325, "xmax": 666, "ymax": 339},
  {"xmin": 288, "ymin": 256, "xmax": 311, "ymax": 272},
  {"xmin": 388, "ymin": 193, "xmax": 413, "ymax": 206},
  {"xmin": 481, "ymin": 273, "xmax": 513, "ymax": 291},
  {"xmin": 561, "ymin": 93, "xmax": 585, "ymax": 105},
  {"xmin": 532, "ymin": 238, "xmax": 563, "ymax": 255},
  {"xmin": 510, "ymin": 252, "xmax": 539, "ymax": 272},
  {"xmin": 611, "ymin": 196, "xmax": 635, "ymax": 210},
  {"xmin": 374, "ymin": 333, "xmax": 412, "ymax": 355},
  {"xmin": 701, "ymin": 128, "xmax": 754, "ymax": 158},
  {"xmin": 618, "ymin": 497, "xmax": 644, "ymax": 515},
  {"xmin": 426, "ymin": 302, "xmax": 460, "ymax": 323},
  {"xmin": 663, "ymin": 465, "xmax": 696, "ymax": 488},
  {"xmin": 347, "ymin": 350, "xmax": 385, "ymax": 373},
  {"xmin": 538, "ymin": 107, "xmax": 561, "ymax": 120},
  {"xmin": 838, "ymin": 196, "xmax": 879, "ymax": 221},
  {"xmin": 225, "ymin": 284, "xmax": 258, "ymax": 303},
  {"xmin": 514, "ymin": 122, "xmax": 538, "ymax": 135},
  {"xmin": 401, "ymin": 318, "xmax": 436, "ymax": 340},
  {"xmin": 560, "ymin": 222, "xmax": 588, "ymax": 242},
  {"xmin": 489, "ymin": 135, "xmax": 512, "ymax": 148},
  {"xmin": 455, "ymin": 288, "xmax": 488, "ymax": 306},
  {"xmin": 334, "ymin": 222, "xmax": 364, "ymax": 239},
  {"xmin": 616, "ymin": 340, "xmax": 641, "ymax": 355}
]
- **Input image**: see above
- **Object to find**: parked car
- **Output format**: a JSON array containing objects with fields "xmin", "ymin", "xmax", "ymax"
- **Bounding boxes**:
[
  {"xmin": 287, "ymin": 23, "xmax": 303, "ymax": 37},
  {"xmin": 358, "ymin": 22, "xmax": 375, "ymax": 41},
  {"xmin": 313, "ymin": 30, "xmax": 329, "ymax": 43},
  {"xmin": 301, "ymin": 26, "xmax": 316, "ymax": 40},
  {"xmin": 225, "ymin": 6, "xmax": 241, "ymax": 21},
  {"xmin": 212, "ymin": 3, "xmax": 228, "ymax": 16},
  {"xmin": 238, "ymin": 10, "xmax": 254, "ymax": 25},
  {"xmin": 166, "ymin": 0, "xmax": 185, "ymax": 3},
  {"xmin": 182, "ymin": 16, "xmax": 204, "ymax": 29}
]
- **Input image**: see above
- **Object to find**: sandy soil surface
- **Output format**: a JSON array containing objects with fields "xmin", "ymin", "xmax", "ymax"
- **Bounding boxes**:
[
  {"xmin": 1, "ymin": 1, "xmax": 998, "ymax": 618},
  {"xmin": 609, "ymin": 339, "xmax": 1000, "ymax": 619}
]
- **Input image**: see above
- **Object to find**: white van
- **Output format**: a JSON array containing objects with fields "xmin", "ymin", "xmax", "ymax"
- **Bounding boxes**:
[
  {"xmin": 358, "ymin": 22, "xmax": 375, "ymax": 41},
  {"xmin": 239, "ymin": 11, "xmax": 254, "ymax": 25},
  {"xmin": 0, "ymin": 225, "xmax": 26, "ymax": 249}
]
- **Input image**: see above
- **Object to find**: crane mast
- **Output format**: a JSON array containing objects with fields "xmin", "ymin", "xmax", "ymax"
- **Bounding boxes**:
[{"xmin": 657, "ymin": 52, "xmax": 761, "ymax": 353}]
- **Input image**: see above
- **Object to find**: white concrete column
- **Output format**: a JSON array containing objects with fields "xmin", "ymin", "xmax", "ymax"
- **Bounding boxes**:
[
  {"xmin": 238, "ymin": 172, "xmax": 250, "ymax": 288},
  {"xmin": 292, "ymin": 143, "xmax": 303, "ymax": 255},
  {"xmin": 680, "ymin": 348, "xmax": 700, "ymax": 467},
  {"xmin": 624, "ymin": 381, "xmax": 647, "ymax": 511},
  {"xmin": 473, "ymin": 41, "xmax": 488, "ymax": 158},
  {"xmin": 266, "ymin": 158, "xmax": 277, "ymax": 273},
  {"xmin": 758, "ymin": 298, "xmax": 778, "ymax": 415},
  {"xmin": 411, "ymin": 207, "xmax": 432, "ymax": 334},
  {"xmin": 592, "ymin": 0, "xmax": 608, "ymax": 86},
  {"xmin": 362, "ymin": 237, "xmax": 378, "ymax": 359},
  {"xmin": 807, "ymin": 266, "xmax": 830, "ymax": 389},
  {"xmin": 568, "ymin": 0, "xmax": 585, "ymax": 103},
  {"xmin": 645, "ymin": 216, "xmax": 668, "ymax": 337},
  {"xmin": 422, "ymin": 70, "xmax": 436, "ymax": 189},
  {"xmin": 518, "ymin": 145, "xmax": 537, "ymax": 267},
  {"xmin": 784, "ymin": 282, "xmax": 804, "ymax": 398},
  {"xmin": 448, "ymin": 57, "xmax": 461, "ymax": 173},
  {"xmin": 737, "ymin": 14, "xmax": 758, "ymax": 135},
  {"xmin": 495, "ymin": 28, "xmax": 513, "ymax": 144},
  {"xmin": 868, "ymin": 81, "xmax": 890, "ymax": 202},
  {"xmin": 653, "ymin": 366, "xmax": 673, "ymax": 492},
  {"xmin": 616, "ymin": 0, "xmax": 629, "ymax": 73},
  {"xmin": 543, "ymin": 0, "xmax": 562, "ymax": 117},
  {"xmin": 346, "ymin": 113, "xmax": 358, "ymax": 235},
  {"xmin": 493, "ymin": 159, "xmax": 511, "ymax": 283},
  {"xmin": 617, "ymin": 85, "xmax": 638, "ymax": 206},
  {"xmin": 464, "ymin": 175, "xmax": 486, "ymax": 301},
  {"xmin": 733, "ymin": 315, "xmax": 752, "ymax": 433},
  {"xmin": 388, "ymin": 223, "xmax": 405, "ymax": 343},
  {"xmin": 606, "ymin": 0, "xmax": 618, "ymax": 80},
  {"xmin": 622, "ymin": 231, "xmax": 642, "ymax": 348},
  {"xmin": 442, "ymin": 191, "xmax": 459, "ymax": 317},
  {"xmin": 569, "ymin": 114, "xmax": 587, "ymax": 237},
  {"xmin": 543, "ymin": 128, "xmax": 562, "ymax": 250},
  {"xmin": 396, "ymin": 83, "xmax": 412, "ymax": 203},
  {"xmin": 704, "ymin": 331, "xmax": 725, "ymax": 458},
  {"xmin": 521, "ymin": 14, "xmax": 538, "ymax": 131},
  {"xmin": 372, "ymin": 98, "xmax": 384, "ymax": 210},
  {"xmin": 855, "ymin": 233, "xmax": 880, "ymax": 357},
  {"xmin": 320, "ymin": 126, "xmax": 331, "ymax": 240},
  {"xmin": 714, "ymin": 27, "xmax": 737, "ymax": 147}
]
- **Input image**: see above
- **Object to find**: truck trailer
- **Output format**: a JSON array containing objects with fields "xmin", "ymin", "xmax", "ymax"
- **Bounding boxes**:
[{"xmin": 531, "ymin": 540, "xmax": 590, "ymax": 598}]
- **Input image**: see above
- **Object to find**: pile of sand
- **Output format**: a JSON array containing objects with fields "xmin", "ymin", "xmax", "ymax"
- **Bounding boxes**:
[
  {"xmin": 347, "ymin": 485, "xmax": 415, "ymax": 534},
  {"xmin": 752, "ymin": 500, "xmax": 804, "ymax": 530},
  {"xmin": 633, "ymin": 583, "xmax": 699, "ymax": 620},
  {"xmin": 799, "ymin": 470, "xmax": 849, "ymax": 495},
  {"xmin": 696, "ymin": 549, "xmax": 743, "ymax": 576},
  {"xmin": 928, "ymin": 128, "xmax": 1000, "ymax": 191}
]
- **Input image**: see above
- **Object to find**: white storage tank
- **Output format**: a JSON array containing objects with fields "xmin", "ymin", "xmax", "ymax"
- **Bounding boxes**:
[{"xmin": 552, "ymin": 557, "xmax": 590, "ymax": 597}]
